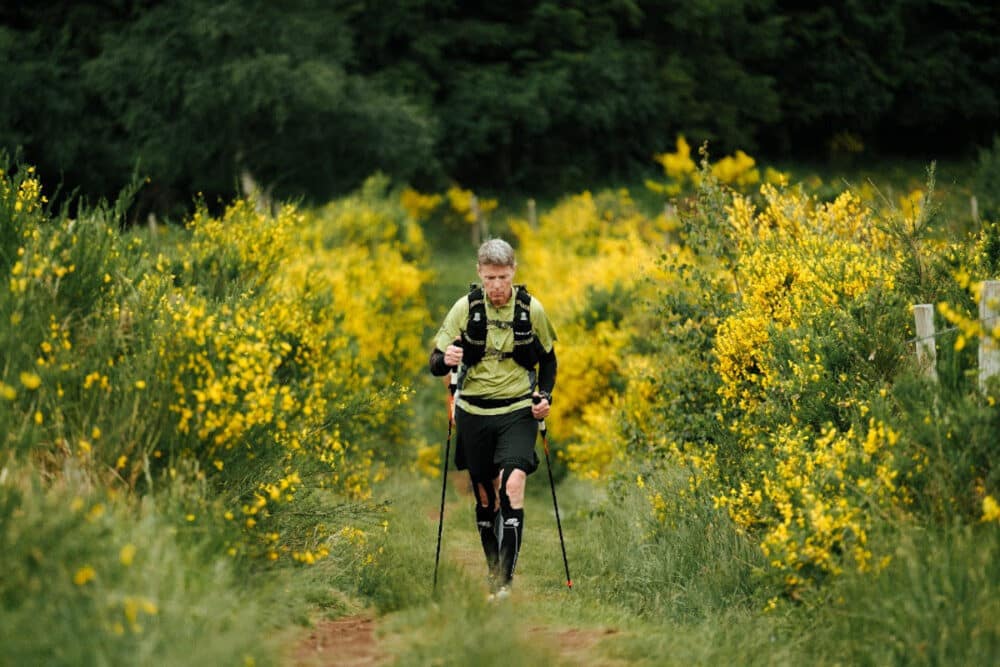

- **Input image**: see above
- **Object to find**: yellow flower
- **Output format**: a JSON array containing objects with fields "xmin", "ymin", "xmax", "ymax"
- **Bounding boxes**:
[
  {"xmin": 982, "ymin": 496, "xmax": 1000, "ymax": 523},
  {"xmin": 653, "ymin": 135, "xmax": 697, "ymax": 182},
  {"xmin": 120, "ymin": 544, "xmax": 136, "ymax": 566},
  {"xmin": 19, "ymin": 371, "xmax": 41, "ymax": 390},
  {"xmin": 85, "ymin": 503, "xmax": 105, "ymax": 522},
  {"xmin": 73, "ymin": 566, "xmax": 96, "ymax": 586}
]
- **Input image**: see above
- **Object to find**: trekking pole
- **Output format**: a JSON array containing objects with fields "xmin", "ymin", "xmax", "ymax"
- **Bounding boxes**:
[
  {"xmin": 433, "ymin": 367, "xmax": 458, "ymax": 591},
  {"xmin": 534, "ymin": 395, "xmax": 573, "ymax": 590}
]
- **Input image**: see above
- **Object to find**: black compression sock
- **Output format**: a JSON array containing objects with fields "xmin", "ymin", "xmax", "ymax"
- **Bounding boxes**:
[
  {"xmin": 476, "ymin": 504, "xmax": 500, "ymax": 576},
  {"xmin": 499, "ymin": 508, "xmax": 524, "ymax": 584}
]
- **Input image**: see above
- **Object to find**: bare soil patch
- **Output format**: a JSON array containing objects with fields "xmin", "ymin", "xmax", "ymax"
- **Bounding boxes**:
[
  {"xmin": 291, "ymin": 616, "xmax": 386, "ymax": 667},
  {"xmin": 528, "ymin": 625, "xmax": 625, "ymax": 666},
  {"xmin": 292, "ymin": 615, "xmax": 624, "ymax": 667}
]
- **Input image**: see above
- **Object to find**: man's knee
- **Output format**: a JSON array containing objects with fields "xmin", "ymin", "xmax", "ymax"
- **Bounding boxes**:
[
  {"xmin": 473, "ymin": 475, "xmax": 499, "ymax": 511},
  {"xmin": 499, "ymin": 467, "xmax": 527, "ymax": 510}
]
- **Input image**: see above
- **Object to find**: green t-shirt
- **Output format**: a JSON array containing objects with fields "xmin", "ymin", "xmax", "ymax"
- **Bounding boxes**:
[{"xmin": 434, "ymin": 286, "xmax": 557, "ymax": 415}]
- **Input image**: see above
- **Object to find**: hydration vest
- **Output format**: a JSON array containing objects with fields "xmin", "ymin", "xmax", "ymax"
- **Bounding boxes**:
[{"xmin": 461, "ymin": 283, "xmax": 539, "ymax": 370}]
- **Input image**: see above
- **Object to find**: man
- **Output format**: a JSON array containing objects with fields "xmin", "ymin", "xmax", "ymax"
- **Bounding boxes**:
[{"xmin": 429, "ymin": 238, "xmax": 558, "ymax": 599}]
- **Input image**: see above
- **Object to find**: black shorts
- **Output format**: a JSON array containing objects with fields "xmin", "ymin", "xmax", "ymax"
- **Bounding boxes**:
[{"xmin": 454, "ymin": 406, "xmax": 540, "ymax": 479}]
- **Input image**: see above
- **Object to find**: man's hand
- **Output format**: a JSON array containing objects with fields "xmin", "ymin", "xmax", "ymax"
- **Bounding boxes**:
[
  {"xmin": 531, "ymin": 392, "xmax": 551, "ymax": 420},
  {"xmin": 444, "ymin": 338, "xmax": 464, "ymax": 368}
]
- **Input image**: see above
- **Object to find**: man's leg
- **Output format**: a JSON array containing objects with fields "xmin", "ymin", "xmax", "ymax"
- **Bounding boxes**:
[
  {"xmin": 493, "ymin": 408, "xmax": 539, "ymax": 592},
  {"xmin": 456, "ymin": 408, "xmax": 503, "ymax": 588},
  {"xmin": 472, "ymin": 474, "xmax": 501, "ymax": 587},
  {"xmin": 498, "ymin": 467, "xmax": 527, "ymax": 586}
]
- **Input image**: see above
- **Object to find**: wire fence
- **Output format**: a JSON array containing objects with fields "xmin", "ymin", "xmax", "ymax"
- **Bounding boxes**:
[{"xmin": 909, "ymin": 281, "xmax": 1000, "ymax": 390}]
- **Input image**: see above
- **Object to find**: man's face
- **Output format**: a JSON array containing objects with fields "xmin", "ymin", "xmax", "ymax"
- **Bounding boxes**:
[{"xmin": 477, "ymin": 263, "xmax": 515, "ymax": 306}]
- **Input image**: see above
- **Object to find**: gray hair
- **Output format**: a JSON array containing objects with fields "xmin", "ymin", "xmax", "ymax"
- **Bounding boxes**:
[{"xmin": 477, "ymin": 238, "xmax": 516, "ymax": 267}]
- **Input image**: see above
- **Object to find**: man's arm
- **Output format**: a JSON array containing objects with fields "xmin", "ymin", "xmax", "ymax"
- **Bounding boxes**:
[
  {"xmin": 430, "ymin": 298, "xmax": 469, "ymax": 376},
  {"xmin": 536, "ymin": 346, "xmax": 557, "ymax": 397}
]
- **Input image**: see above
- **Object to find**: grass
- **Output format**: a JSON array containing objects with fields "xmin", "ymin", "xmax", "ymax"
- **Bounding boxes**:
[
  {"xmin": 804, "ymin": 523, "xmax": 1000, "ymax": 665},
  {"xmin": 341, "ymin": 463, "xmax": 768, "ymax": 665},
  {"xmin": 0, "ymin": 463, "xmax": 280, "ymax": 666},
  {"xmin": 318, "ymin": 428, "xmax": 999, "ymax": 666}
]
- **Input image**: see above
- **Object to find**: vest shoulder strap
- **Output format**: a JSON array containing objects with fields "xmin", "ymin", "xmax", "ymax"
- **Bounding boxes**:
[
  {"xmin": 462, "ymin": 283, "xmax": 488, "ymax": 365},
  {"xmin": 461, "ymin": 283, "xmax": 538, "ymax": 370}
]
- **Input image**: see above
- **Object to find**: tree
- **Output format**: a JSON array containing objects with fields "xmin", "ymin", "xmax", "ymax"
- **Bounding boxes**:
[{"xmin": 1, "ymin": 0, "xmax": 438, "ymax": 215}]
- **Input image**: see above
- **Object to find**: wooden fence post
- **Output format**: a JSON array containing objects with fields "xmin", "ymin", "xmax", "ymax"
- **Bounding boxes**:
[
  {"xmin": 979, "ymin": 280, "xmax": 1000, "ymax": 392},
  {"xmin": 527, "ymin": 198, "xmax": 537, "ymax": 229},
  {"xmin": 913, "ymin": 304, "xmax": 937, "ymax": 381}
]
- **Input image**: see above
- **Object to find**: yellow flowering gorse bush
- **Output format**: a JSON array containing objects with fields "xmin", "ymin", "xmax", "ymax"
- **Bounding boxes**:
[
  {"xmin": 647, "ymin": 136, "xmax": 787, "ymax": 197},
  {"xmin": 697, "ymin": 184, "xmax": 913, "ymax": 586},
  {"xmin": 512, "ymin": 189, "xmax": 677, "ymax": 477},
  {"xmin": 144, "ymin": 184, "xmax": 428, "ymax": 560},
  {"xmin": 1, "ymin": 164, "xmax": 430, "ymax": 566}
]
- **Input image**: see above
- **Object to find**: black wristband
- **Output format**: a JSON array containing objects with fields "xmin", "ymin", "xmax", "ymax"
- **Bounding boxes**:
[
  {"xmin": 537, "ymin": 390, "xmax": 552, "ymax": 405},
  {"xmin": 429, "ymin": 348, "xmax": 452, "ymax": 376}
]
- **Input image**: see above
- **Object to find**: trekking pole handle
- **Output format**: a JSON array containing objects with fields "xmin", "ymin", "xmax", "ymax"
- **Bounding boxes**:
[{"xmin": 532, "ymin": 394, "xmax": 547, "ymax": 433}]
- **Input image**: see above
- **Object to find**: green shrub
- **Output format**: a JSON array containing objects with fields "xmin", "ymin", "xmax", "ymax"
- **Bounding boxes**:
[
  {"xmin": 974, "ymin": 135, "xmax": 1000, "ymax": 221},
  {"xmin": 0, "ymin": 464, "xmax": 276, "ymax": 666},
  {"xmin": 806, "ymin": 524, "xmax": 1000, "ymax": 666},
  {"xmin": 575, "ymin": 470, "xmax": 766, "ymax": 621}
]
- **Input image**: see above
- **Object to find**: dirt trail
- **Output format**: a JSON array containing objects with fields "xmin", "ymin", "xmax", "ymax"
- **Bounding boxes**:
[
  {"xmin": 291, "ymin": 474, "xmax": 624, "ymax": 666},
  {"xmin": 293, "ymin": 612, "xmax": 623, "ymax": 666},
  {"xmin": 292, "ymin": 616, "xmax": 386, "ymax": 667}
]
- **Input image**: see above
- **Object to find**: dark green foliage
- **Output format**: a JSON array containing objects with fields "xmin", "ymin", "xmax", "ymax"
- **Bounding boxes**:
[
  {"xmin": 768, "ymin": 2, "xmax": 902, "ymax": 155},
  {"xmin": 1, "ymin": 1, "xmax": 998, "ymax": 211},
  {"xmin": 1, "ymin": 0, "xmax": 437, "ymax": 217},
  {"xmin": 974, "ymin": 136, "xmax": 1000, "ymax": 222},
  {"xmin": 889, "ymin": 1, "xmax": 1000, "ymax": 155}
]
